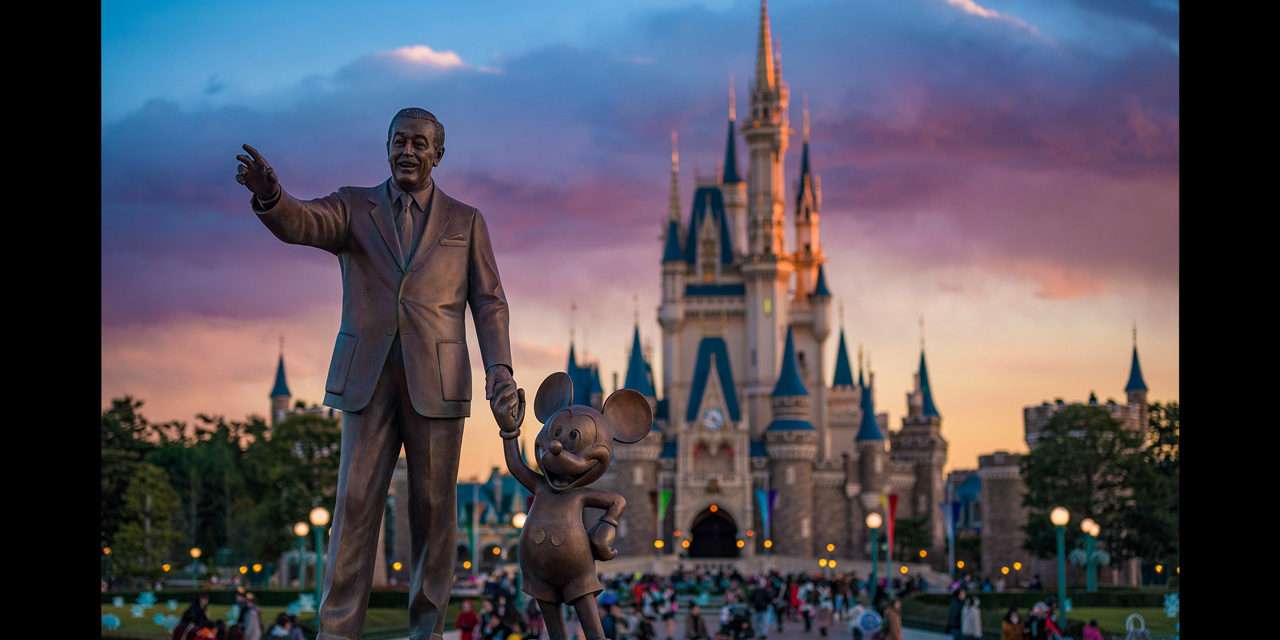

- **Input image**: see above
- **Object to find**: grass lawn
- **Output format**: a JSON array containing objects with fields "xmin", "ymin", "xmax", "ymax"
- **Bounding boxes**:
[
  {"xmin": 1068, "ymin": 606, "xmax": 1176, "ymax": 636},
  {"xmin": 901, "ymin": 599, "xmax": 1176, "ymax": 639},
  {"xmin": 103, "ymin": 601, "xmax": 472, "ymax": 639}
]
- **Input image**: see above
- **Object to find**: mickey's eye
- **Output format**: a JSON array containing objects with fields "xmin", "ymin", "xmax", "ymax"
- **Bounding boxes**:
[
  {"xmin": 554, "ymin": 427, "xmax": 561, "ymax": 437},
  {"xmin": 570, "ymin": 430, "xmax": 579, "ymax": 441}
]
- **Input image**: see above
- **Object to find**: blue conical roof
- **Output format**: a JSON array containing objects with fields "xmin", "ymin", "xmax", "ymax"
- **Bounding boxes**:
[
  {"xmin": 772, "ymin": 327, "xmax": 808, "ymax": 397},
  {"xmin": 590, "ymin": 365, "xmax": 604, "ymax": 396},
  {"xmin": 723, "ymin": 118, "xmax": 741, "ymax": 184},
  {"xmin": 832, "ymin": 330, "xmax": 854, "ymax": 388},
  {"xmin": 270, "ymin": 354, "xmax": 291, "ymax": 398},
  {"xmin": 795, "ymin": 139, "xmax": 813, "ymax": 211},
  {"xmin": 662, "ymin": 218, "xmax": 683, "ymax": 262},
  {"xmin": 812, "ymin": 263, "xmax": 832, "ymax": 298},
  {"xmin": 918, "ymin": 350, "xmax": 940, "ymax": 418},
  {"xmin": 856, "ymin": 375, "xmax": 883, "ymax": 441},
  {"xmin": 623, "ymin": 325, "xmax": 656, "ymax": 398},
  {"xmin": 1125, "ymin": 346, "xmax": 1148, "ymax": 392}
]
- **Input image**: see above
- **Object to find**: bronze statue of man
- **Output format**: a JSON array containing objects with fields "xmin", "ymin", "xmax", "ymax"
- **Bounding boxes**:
[{"xmin": 236, "ymin": 108, "xmax": 520, "ymax": 640}]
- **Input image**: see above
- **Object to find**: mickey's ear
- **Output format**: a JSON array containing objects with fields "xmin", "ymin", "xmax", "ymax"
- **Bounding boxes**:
[
  {"xmin": 603, "ymin": 389, "xmax": 653, "ymax": 445},
  {"xmin": 534, "ymin": 372, "xmax": 574, "ymax": 423}
]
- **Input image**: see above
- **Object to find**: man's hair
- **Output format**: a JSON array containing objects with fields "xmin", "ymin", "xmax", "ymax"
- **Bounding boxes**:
[{"xmin": 389, "ymin": 107, "xmax": 445, "ymax": 149}]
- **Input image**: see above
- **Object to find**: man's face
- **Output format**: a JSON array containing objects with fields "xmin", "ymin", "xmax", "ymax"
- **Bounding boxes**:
[{"xmin": 387, "ymin": 117, "xmax": 441, "ymax": 191}]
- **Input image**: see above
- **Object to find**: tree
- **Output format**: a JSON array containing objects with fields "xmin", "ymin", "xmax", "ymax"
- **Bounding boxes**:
[
  {"xmin": 241, "ymin": 412, "xmax": 341, "ymax": 560},
  {"xmin": 113, "ymin": 463, "xmax": 184, "ymax": 583},
  {"xmin": 1118, "ymin": 402, "xmax": 1179, "ymax": 563},
  {"xmin": 1019, "ymin": 404, "xmax": 1144, "ymax": 562}
]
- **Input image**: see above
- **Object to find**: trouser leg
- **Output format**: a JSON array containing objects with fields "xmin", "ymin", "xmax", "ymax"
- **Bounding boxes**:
[
  {"xmin": 403, "ymin": 409, "xmax": 465, "ymax": 640},
  {"xmin": 316, "ymin": 355, "xmax": 403, "ymax": 640},
  {"xmin": 541, "ymin": 601, "xmax": 566, "ymax": 640}
]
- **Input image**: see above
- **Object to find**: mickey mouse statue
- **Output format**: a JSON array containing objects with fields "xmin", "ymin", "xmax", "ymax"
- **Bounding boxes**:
[{"xmin": 495, "ymin": 371, "xmax": 652, "ymax": 640}]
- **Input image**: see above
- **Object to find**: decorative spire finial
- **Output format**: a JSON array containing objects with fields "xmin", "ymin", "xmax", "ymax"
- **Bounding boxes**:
[
  {"xmin": 920, "ymin": 315, "xmax": 925, "ymax": 350},
  {"xmin": 755, "ymin": 0, "xmax": 776, "ymax": 91},
  {"xmin": 802, "ymin": 94, "xmax": 810, "ymax": 143},
  {"xmin": 279, "ymin": 335, "xmax": 284, "ymax": 356},
  {"xmin": 839, "ymin": 300, "xmax": 845, "ymax": 329},
  {"xmin": 570, "ymin": 300, "xmax": 577, "ymax": 344},
  {"xmin": 729, "ymin": 74, "xmax": 736, "ymax": 121},
  {"xmin": 633, "ymin": 293, "xmax": 639, "ymax": 326},
  {"xmin": 668, "ymin": 131, "xmax": 682, "ymax": 222},
  {"xmin": 1132, "ymin": 321, "xmax": 1137, "ymax": 346}
]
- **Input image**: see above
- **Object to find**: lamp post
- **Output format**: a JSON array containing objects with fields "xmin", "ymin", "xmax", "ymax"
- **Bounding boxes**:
[
  {"xmin": 189, "ymin": 547, "xmax": 202, "ymax": 586},
  {"xmin": 310, "ymin": 507, "xmax": 331, "ymax": 606},
  {"xmin": 1050, "ymin": 507, "xmax": 1069, "ymax": 629},
  {"xmin": 292, "ymin": 522, "xmax": 310, "ymax": 589},
  {"xmin": 1081, "ymin": 518, "xmax": 1100, "ymax": 593},
  {"xmin": 866, "ymin": 512, "xmax": 883, "ymax": 604},
  {"xmin": 511, "ymin": 511, "xmax": 526, "ymax": 607}
]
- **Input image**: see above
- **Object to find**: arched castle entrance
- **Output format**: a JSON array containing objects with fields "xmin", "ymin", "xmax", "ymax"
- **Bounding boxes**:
[{"xmin": 688, "ymin": 506, "xmax": 739, "ymax": 558}]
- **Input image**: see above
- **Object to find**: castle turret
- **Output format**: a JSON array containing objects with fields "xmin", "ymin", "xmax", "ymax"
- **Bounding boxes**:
[
  {"xmin": 660, "ymin": 135, "xmax": 687, "ymax": 416},
  {"xmin": 855, "ymin": 364, "xmax": 886, "ymax": 508},
  {"xmin": 743, "ymin": 0, "xmax": 789, "ymax": 258},
  {"xmin": 269, "ymin": 345, "xmax": 292, "ymax": 426},
  {"xmin": 1124, "ymin": 327, "xmax": 1149, "ymax": 432},
  {"xmin": 722, "ymin": 78, "xmax": 749, "ymax": 259},
  {"xmin": 741, "ymin": 0, "xmax": 793, "ymax": 438},
  {"xmin": 765, "ymin": 327, "xmax": 817, "ymax": 556},
  {"xmin": 893, "ymin": 347, "xmax": 948, "ymax": 555},
  {"xmin": 794, "ymin": 97, "xmax": 824, "ymax": 296},
  {"xmin": 611, "ymin": 324, "xmax": 664, "ymax": 556}
]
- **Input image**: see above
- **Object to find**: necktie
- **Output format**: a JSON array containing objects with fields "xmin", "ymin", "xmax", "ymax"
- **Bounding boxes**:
[{"xmin": 398, "ymin": 195, "xmax": 414, "ymax": 268}]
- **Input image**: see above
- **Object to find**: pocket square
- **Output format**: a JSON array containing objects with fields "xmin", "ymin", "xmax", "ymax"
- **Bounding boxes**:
[{"xmin": 441, "ymin": 233, "xmax": 468, "ymax": 246}]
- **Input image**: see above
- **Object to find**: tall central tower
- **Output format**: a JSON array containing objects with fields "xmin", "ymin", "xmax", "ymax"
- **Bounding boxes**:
[{"xmin": 740, "ymin": 0, "xmax": 793, "ymax": 436}]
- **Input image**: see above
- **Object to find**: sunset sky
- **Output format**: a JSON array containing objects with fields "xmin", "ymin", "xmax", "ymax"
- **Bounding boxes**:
[{"xmin": 101, "ymin": 0, "xmax": 1179, "ymax": 479}]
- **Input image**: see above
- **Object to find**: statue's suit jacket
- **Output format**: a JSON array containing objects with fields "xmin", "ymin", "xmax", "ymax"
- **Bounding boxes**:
[{"xmin": 253, "ymin": 178, "xmax": 511, "ymax": 417}]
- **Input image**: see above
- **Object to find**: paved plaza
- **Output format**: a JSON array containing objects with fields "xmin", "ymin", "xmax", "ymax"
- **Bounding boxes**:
[{"xmin": 406, "ymin": 614, "xmax": 948, "ymax": 640}]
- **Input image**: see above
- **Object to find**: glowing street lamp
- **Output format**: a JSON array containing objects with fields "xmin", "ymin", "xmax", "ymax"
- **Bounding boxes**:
[
  {"xmin": 512, "ymin": 512, "xmax": 527, "ymax": 529},
  {"xmin": 292, "ymin": 522, "xmax": 310, "ymax": 589},
  {"xmin": 1081, "ymin": 518, "xmax": 1101, "ymax": 593},
  {"xmin": 866, "ymin": 512, "xmax": 883, "ymax": 603},
  {"xmin": 310, "ymin": 507, "xmax": 330, "ymax": 606},
  {"xmin": 189, "ymin": 547, "xmax": 202, "ymax": 586},
  {"xmin": 1050, "ymin": 507, "xmax": 1070, "ymax": 629}
]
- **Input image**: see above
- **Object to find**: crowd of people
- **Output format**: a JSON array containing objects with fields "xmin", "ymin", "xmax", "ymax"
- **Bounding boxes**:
[
  {"xmin": 455, "ymin": 566, "xmax": 932, "ymax": 640},
  {"xmin": 170, "ymin": 591, "xmax": 285, "ymax": 640},
  {"xmin": 942, "ymin": 573, "xmax": 1077, "ymax": 640},
  {"xmin": 163, "ymin": 566, "xmax": 1102, "ymax": 640}
]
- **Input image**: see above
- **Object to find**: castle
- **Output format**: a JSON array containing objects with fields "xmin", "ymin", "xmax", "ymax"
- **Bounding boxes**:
[{"xmin": 574, "ymin": 0, "xmax": 949, "ymax": 562}]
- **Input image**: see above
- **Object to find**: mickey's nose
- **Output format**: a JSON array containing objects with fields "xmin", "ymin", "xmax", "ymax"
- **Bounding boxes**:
[{"xmin": 548, "ymin": 440, "xmax": 563, "ymax": 456}]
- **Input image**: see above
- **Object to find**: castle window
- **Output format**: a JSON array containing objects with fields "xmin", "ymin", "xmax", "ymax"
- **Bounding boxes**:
[
  {"xmin": 786, "ymin": 466, "xmax": 795, "ymax": 485},
  {"xmin": 633, "ymin": 466, "xmax": 644, "ymax": 486},
  {"xmin": 801, "ymin": 517, "xmax": 810, "ymax": 539}
]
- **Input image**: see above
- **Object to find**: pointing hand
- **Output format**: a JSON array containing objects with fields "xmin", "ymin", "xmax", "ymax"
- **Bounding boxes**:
[{"xmin": 235, "ymin": 144, "xmax": 280, "ymax": 202}]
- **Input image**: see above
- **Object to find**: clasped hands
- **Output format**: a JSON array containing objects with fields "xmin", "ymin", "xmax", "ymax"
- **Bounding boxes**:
[{"xmin": 488, "ymin": 365, "xmax": 525, "ymax": 437}]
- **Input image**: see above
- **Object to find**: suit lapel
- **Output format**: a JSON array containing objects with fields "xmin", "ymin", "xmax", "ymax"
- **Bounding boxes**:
[
  {"xmin": 407, "ymin": 183, "xmax": 456, "ymax": 273},
  {"xmin": 367, "ymin": 179, "xmax": 405, "ymax": 272}
]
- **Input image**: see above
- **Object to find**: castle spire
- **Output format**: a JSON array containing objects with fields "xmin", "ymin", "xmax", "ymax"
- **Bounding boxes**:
[
  {"xmin": 858, "ymin": 343, "xmax": 865, "ymax": 388},
  {"xmin": 755, "ymin": 0, "xmax": 777, "ymax": 92},
  {"xmin": 1125, "ymin": 326, "xmax": 1148, "ymax": 392},
  {"xmin": 856, "ymin": 366, "xmax": 883, "ymax": 441},
  {"xmin": 918, "ymin": 349, "xmax": 940, "ymax": 418},
  {"xmin": 832, "ymin": 329, "xmax": 854, "ymax": 388},
  {"xmin": 270, "ymin": 346, "xmax": 291, "ymax": 399},
  {"xmin": 723, "ymin": 80, "xmax": 742, "ymax": 184},
  {"xmin": 669, "ymin": 131, "xmax": 681, "ymax": 221},
  {"xmin": 729, "ymin": 74, "xmax": 737, "ymax": 121},
  {"xmin": 623, "ymin": 324, "xmax": 657, "ymax": 398},
  {"xmin": 771, "ymin": 326, "xmax": 808, "ymax": 397}
]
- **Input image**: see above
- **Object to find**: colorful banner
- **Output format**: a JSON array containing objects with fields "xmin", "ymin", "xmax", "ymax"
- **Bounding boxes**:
[
  {"xmin": 657, "ymin": 489, "xmax": 673, "ymax": 521},
  {"xmin": 887, "ymin": 494, "xmax": 899, "ymax": 561},
  {"xmin": 755, "ymin": 489, "xmax": 771, "ymax": 539}
]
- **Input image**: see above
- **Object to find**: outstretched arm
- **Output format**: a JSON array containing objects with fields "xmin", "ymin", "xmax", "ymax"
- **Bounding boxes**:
[{"xmin": 237, "ymin": 144, "xmax": 349, "ymax": 253}]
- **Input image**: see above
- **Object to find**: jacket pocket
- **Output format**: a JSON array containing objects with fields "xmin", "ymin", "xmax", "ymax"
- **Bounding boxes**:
[
  {"xmin": 325, "ymin": 333, "xmax": 358, "ymax": 395},
  {"xmin": 437, "ymin": 340, "xmax": 471, "ymax": 402}
]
